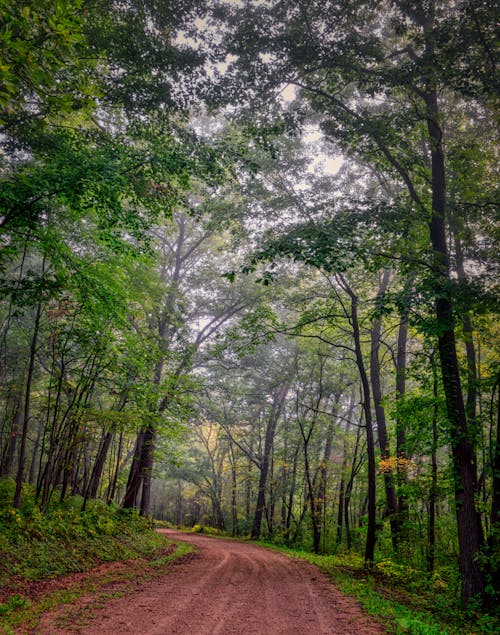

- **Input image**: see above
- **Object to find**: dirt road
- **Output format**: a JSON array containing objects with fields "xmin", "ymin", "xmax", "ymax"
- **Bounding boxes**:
[{"xmin": 37, "ymin": 529, "xmax": 386, "ymax": 635}]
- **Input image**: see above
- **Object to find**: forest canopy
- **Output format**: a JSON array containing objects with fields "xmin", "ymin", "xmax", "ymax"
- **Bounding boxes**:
[{"xmin": 0, "ymin": 0, "xmax": 498, "ymax": 614}]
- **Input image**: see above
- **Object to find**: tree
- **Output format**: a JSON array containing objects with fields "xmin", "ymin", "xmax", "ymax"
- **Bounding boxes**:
[{"xmin": 203, "ymin": 0, "xmax": 497, "ymax": 603}]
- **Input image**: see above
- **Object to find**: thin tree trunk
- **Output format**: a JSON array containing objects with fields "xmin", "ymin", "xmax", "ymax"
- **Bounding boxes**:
[
  {"xmin": 176, "ymin": 479, "xmax": 183, "ymax": 527},
  {"xmin": 370, "ymin": 269, "xmax": 399, "ymax": 550},
  {"xmin": 428, "ymin": 357, "xmax": 439, "ymax": 573},
  {"xmin": 396, "ymin": 315, "xmax": 409, "ymax": 536},
  {"xmin": 139, "ymin": 424, "xmax": 155, "ymax": 517},
  {"xmin": 82, "ymin": 429, "xmax": 113, "ymax": 510},
  {"xmin": 89, "ymin": 431, "xmax": 113, "ymax": 499},
  {"xmin": 107, "ymin": 430, "xmax": 124, "ymax": 504},
  {"xmin": 303, "ymin": 432, "xmax": 320, "ymax": 553},
  {"xmin": 285, "ymin": 444, "xmax": 300, "ymax": 540},
  {"xmin": 268, "ymin": 453, "xmax": 275, "ymax": 537},
  {"xmin": 14, "ymin": 301, "xmax": 42, "ymax": 508},
  {"xmin": 318, "ymin": 418, "xmax": 335, "ymax": 552},
  {"xmin": 488, "ymin": 376, "xmax": 500, "ymax": 599},
  {"xmin": 28, "ymin": 419, "xmax": 43, "ymax": 485},
  {"xmin": 251, "ymin": 384, "xmax": 288, "ymax": 539},
  {"xmin": 2, "ymin": 403, "xmax": 21, "ymax": 477},
  {"xmin": 251, "ymin": 425, "xmax": 274, "ymax": 539},
  {"xmin": 339, "ymin": 275, "xmax": 377, "ymax": 566},
  {"xmin": 230, "ymin": 443, "xmax": 238, "ymax": 536},
  {"xmin": 345, "ymin": 423, "xmax": 363, "ymax": 550},
  {"xmin": 337, "ymin": 392, "xmax": 355, "ymax": 545}
]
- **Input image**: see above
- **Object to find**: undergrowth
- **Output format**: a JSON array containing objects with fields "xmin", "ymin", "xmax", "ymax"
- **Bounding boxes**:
[
  {"xmin": 191, "ymin": 523, "xmax": 224, "ymax": 536},
  {"xmin": 0, "ymin": 482, "xmax": 161, "ymax": 586}
]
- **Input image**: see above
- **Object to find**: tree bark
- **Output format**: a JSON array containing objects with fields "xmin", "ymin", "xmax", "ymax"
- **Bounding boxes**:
[
  {"xmin": 395, "ymin": 314, "xmax": 409, "ymax": 535},
  {"xmin": 488, "ymin": 376, "xmax": 500, "ymax": 600},
  {"xmin": 425, "ymin": 83, "xmax": 485, "ymax": 603},
  {"xmin": 251, "ymin": 384, "xmax": 288, "ymax": 539},
  {"xmin": 285, "ymin": 443, "xmax": 300, "ymax": 541},
  {"xmin": 339, "ymin": 275, "xmax": 377, "ymax": 566},
  {"xmin": 122, "ymin": 430, "xmax": 145, "ymax": 509},
  {"xmin": 370, "ymin": 269, "xmax": 400, "ymax": 550},
  {"xmin": 139, "ymin": 424, "xmax": 155, "ymax": 516},
  {"xmin": 229, "ymin": 442, "xmax": 239, "ymax": 536},
  {"xmin": 1, "ymin": 403, "xmax": 21, "ymax": 477},
  {"xmin": 14, "ymin": 301, "xmax": 42, "ymax": 508},
  {"xmin": 428, "ymin": 356, "xmax": 439, "ymax": 573},
  {"xmin": 337, "ymin": 392, "xmax": 355, "ymax": 545},
  {"xmin": 107, "ymin": 430, "xmax": 124, "ymax": 504}
]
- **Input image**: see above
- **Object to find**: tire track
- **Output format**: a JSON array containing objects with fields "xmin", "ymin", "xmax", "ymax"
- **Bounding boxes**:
[{"xmin": 36, "ymin": 529, "xmax": 386, "ymax": 635}]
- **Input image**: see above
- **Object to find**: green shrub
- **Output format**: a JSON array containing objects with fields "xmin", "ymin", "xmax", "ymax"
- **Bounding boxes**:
[{"xmin": 191, "ymin": 523, "xmax": 222, "ymax": 535}]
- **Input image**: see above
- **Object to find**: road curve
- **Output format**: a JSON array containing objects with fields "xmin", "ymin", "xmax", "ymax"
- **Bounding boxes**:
[{"xmin": 39, "ymin": 529, "xmax": 385, "ymax": 635}]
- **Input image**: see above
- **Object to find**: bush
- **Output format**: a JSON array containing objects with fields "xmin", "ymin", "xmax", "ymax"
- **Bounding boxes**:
[{"xmin": 191, "ymin": 523, "xmax": 222, "ymax": 535}]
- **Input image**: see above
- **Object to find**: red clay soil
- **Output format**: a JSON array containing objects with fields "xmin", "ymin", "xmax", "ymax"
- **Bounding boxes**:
[{"xmin": 35, "ymin": 529, "xmax": 387, "ymax": 635}]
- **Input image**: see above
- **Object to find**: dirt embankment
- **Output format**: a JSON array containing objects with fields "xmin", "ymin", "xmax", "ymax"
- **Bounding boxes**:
[{"xmin": 35, "ymin": 529, "xmax": 386, "ymax": 635}]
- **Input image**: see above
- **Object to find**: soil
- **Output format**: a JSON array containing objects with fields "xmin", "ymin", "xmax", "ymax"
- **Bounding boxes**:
[{"xmin": 34, "ymin": 529, "xmax": 387, "ymax": 635}]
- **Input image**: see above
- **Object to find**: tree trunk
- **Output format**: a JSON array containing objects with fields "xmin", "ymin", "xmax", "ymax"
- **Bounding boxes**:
[
  {"xmin": 345, "ymin": 422, "xmax": 363, "ymax": 550},
  {"xmin": 229, "ymin": 443, "xmax": 239, "ymax": 536},
  {"xmin": 428, "ymin": 358, "xmax": 439, "ymax": 573},
  {"xmin": 303, "ymin": 433, "xmax": 321, "ymax": 553},
  {"xmin": 82, "ymin": 429, "xmax": 113, "ymax": 510},
  {"xmin": 337, "ymin": 477, "xmax": 345, "ymax": 544},
  {"xmin": 139, "ymin": 424, "xmax": 156, "ymax": 516},
  {"xmin": 285, "ymin": 444, "xmax": 300, "ymax": 541},
  {"xmin": 27, "ymin": 419, "xmax": 43, "ymax": 485},
  {"xmin": 176, "ymin": 479, "xmax": 184, "ymax": 527},
  {"xmin": 122, "ymin": 430, "xmax": 145, "ymax": 509},
  {"xmin": 425, "ymin": 83, "xmax": 484, "ymax": 603},
  {"xmin": 337, "ymin": 392, "xmax": 355, "ymax": 545},
  {"xmin": 318, "ymin": 419, "xmax": 335, "ymax": 552},
  {"xmin": 107, "ymin": 430, "xmax": 124, "ymax": 504},
  {"xmin": 339, "ymin": 276, "xmax": 377, "ymax": 566},
  {"xmin": 251, "ymin": 426, "xmax": 274, "ymax": 539},
  {"xmin": 88, "ymin": 430, "xmax": 113, "ymax": 500},
  {"xmin": 251, "ymin": 385, "xmax": 288, "ymax": 539},
  {"xmin": 488, "ymin": 376, "xmax": 500, "ymax": 599},
  {"xmin": 14, "ymin": 301, "xmax": 42, "ymax": 508},
  {"xmin": 395, "ymin": 315, "xmax": 409, "ymax": 536},
  {"xmin": 1, "ymin": 403, "xmax": 21, "ymax": 477},
  {"xmin": 370, "ymin": 269, "xmax": 400, "ymax": 550},
  {"xmin": 267, "ymin": 453, "xmax": 275, "ymax": 537}
]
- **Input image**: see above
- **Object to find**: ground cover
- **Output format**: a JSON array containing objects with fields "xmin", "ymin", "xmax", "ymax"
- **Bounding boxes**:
[{"xmin": 0, "ymin": 480, "xmax": 193, "ymax": 634}]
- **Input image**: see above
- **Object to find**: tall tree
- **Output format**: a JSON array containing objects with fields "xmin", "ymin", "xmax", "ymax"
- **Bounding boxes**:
[{"xmin": 204, "ymin": 0, "xmax": 497, "ymax": 602}]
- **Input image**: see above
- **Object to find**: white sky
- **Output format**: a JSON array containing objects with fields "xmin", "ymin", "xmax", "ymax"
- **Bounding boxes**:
[{"xmin": 176, "ymin": 18, "xmax": 344, "ymax": 179}]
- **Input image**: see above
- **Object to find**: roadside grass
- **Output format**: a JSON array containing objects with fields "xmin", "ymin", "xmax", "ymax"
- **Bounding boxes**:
[
  {"xmin": 253, "ymin": 542, "xmax": 499, "ymax": 635},
  {"xmin": 0, "ymin": 479, "xmax": 194, "ymax": 634}
]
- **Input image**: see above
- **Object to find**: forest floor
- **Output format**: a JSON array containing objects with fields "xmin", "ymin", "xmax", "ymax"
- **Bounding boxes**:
[{"xmin": 30, "ymin": 529, "xmax": 387, "ymax": 635}]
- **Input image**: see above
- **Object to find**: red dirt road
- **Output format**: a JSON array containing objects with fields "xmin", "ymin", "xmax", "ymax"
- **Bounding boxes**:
[{"xmin": 37, "ymin": 529, "xmax": 386, "ymax": 635}]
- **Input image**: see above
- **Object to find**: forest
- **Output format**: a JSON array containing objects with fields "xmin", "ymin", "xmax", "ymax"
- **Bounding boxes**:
[{"xmin": 0, "ymin": 0, "xmax": 498, "ymax": 628}]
